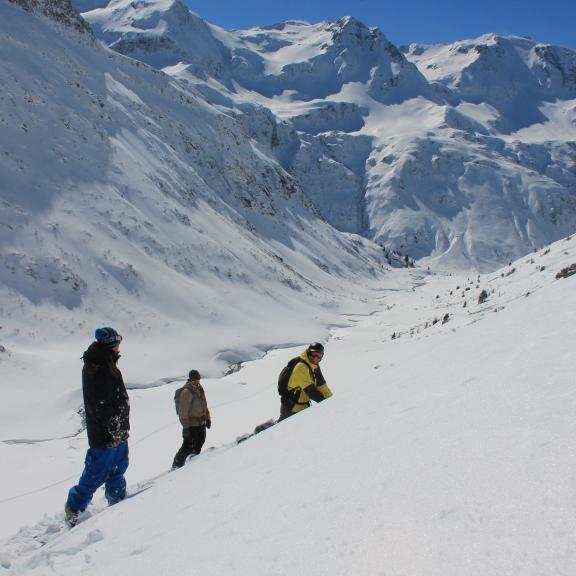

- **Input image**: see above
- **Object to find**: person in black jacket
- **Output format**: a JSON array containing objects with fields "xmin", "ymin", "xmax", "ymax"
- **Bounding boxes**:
[{"xmin": 65, "ymin": 327, "xmax": 130, "ymax": 527}]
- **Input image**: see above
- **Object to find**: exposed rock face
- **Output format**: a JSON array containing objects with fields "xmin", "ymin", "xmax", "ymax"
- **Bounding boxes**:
[{"xmin": 10, "ymin": 0, "xmax": 93, "ymax": 35}]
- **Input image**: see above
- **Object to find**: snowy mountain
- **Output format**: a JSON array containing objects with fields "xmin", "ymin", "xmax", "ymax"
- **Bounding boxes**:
[
  {"xmin": 0, "ymin": 0, "xmax": 390, "ymax": 376},
  {"xmin": 404, "ymin": 34, "xmax": 576, "ymax": 124},
  {"xmin": 75, "ymin": 0, "xmax": 576, "ymax": 271},
  {"xmin": 1, "ymin": 230, "xmax": 575, "ymax": 575}
]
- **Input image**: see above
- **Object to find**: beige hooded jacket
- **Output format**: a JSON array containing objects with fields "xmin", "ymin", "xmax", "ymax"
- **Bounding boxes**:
[{"xmin": 178, "ymin": 380, "xmax": 211, "ymax": 428}]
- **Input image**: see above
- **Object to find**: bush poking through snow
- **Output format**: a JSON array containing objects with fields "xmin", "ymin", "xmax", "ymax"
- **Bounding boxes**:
[
  {"xmin": 478, "ymin": 289, "xmax": 489, "ymax": 304},
  {"xmin": 555, "ymin": 263, "xmax": 576, "ymax": 279}
]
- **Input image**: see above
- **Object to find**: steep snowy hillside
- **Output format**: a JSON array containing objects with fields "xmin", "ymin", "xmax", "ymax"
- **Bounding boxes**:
[
  {"xmin": 77, "ymin": 0, "xmax": 576, "ymax": 270},
  {"xmin": 1, "ymin": 234, "xmax": 574, "ymax": 575},
  {"xmin": 0, "ymin": 0, "xmax": 390, "ymax": 440}
]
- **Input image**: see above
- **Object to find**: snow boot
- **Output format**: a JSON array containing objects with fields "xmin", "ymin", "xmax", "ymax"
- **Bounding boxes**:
[{"xmin": 64, "ymin": 504, "xmax": 79, "ymax": 527}]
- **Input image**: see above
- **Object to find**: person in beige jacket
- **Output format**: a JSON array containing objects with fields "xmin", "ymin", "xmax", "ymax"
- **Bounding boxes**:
[{"xmin": 172, "ymin": 370, "xmax": 211, "ymax": 469}]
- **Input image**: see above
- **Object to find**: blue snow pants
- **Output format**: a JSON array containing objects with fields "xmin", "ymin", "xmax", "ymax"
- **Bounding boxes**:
[{"xmin": 66, "ymin": 440, "xmax": 129, "ymax": 513}]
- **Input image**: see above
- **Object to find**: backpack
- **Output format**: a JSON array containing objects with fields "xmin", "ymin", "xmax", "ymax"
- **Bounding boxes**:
[
  {"xmin": 174, "ymin": 386, "xmax": 185, "ymax": 415},
  {"xmin": 277, "ymin": 357, "xmax": 304, "ymax": 396}
]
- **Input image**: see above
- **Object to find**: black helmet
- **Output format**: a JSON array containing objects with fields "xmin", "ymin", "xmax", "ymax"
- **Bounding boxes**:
[
  {"xmin": 188, "ymin": 369, "xmax": 201, "ymax": 380},
  {"xmin": 307, "ymin": 342, "xmax": 325, "ymax": 355}
]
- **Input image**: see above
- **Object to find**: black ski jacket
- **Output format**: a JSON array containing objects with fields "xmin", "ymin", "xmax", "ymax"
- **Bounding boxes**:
[{"xmin": 82, "ymin": 342, "xmax": 130, "ymax": 448}]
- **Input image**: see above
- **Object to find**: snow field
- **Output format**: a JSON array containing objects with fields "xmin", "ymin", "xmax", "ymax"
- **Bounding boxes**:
[{"xmin": 1, "ymin": 236, "xmax": 575, "ymax": 575}]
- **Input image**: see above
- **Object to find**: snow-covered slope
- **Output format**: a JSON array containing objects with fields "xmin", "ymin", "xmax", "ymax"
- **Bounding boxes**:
[
  {"xmin": 1, "ymin": 232, "xmax": 575, "ymax": 575},
  {"xmin": 76, "ymin": 0, "xmax": 576, "ymax": 271}
]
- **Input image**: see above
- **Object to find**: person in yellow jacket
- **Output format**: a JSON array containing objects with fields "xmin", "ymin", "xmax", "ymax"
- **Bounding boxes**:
[{"xmin": 278, "ymin": 342, "xmax": 333, "ymax": 421}]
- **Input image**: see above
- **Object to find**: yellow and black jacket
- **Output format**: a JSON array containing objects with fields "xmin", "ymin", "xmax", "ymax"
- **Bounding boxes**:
[{"xmin": 284, "ymin": 351, "xmax": 333, "ymax": 414}]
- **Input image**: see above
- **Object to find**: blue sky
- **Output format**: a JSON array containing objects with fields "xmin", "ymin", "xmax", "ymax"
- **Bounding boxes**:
[{"xmin": 183, "ymin": 0, "xmax": 575, "ymax": 49}]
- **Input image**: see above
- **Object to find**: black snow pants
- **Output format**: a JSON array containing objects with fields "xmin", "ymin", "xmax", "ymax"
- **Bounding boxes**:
[{"xmin": 172, "ymin": 425, "xmax": 206, "ymax": 468}]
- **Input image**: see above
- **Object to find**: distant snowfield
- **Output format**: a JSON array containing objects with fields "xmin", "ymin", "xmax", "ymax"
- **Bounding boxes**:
[
  {"xmin": 1, "ymin": 235, "xmax": 575, "ymax": 575},
  {"xmin": 506, "ymin": 99, "xmax": 576, "ymax": 142},
  {"xmin": 244, "ymin": 22, "xmax": 334, "ymax": 76}
]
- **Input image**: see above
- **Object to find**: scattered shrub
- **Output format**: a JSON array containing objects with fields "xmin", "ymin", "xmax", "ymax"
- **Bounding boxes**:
[
  {"xmin": 478, "ymin": 289, "xmax": 488, "ymax": 304},
  {"xmin": 555, "ymin": 263, "xmax": 576, "ymax": 279}
]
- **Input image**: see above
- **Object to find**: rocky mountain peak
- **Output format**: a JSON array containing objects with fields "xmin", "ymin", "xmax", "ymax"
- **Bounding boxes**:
[
  {"xmin": 327, "ymin": 15, "xmax": 396, "ymax": 55},
  {"xmin": 78, "ymin": 0, "xmax": 227, "ymax": 75},
  {"xmin": 532, "ymin": 43, "xmax": 576, "ymax": 92},
  {"xmin": 10, "ymin": 0, "xmax": 93, "ymax": 35}
]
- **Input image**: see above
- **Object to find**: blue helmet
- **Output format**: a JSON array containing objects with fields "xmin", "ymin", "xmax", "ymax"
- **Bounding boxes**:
[{"xmin": 94, "ymin": 327, "xmax": 122, "ymax": 348}]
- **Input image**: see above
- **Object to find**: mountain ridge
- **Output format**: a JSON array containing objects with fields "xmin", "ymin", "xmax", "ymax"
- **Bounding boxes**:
[{"xmin": 71, "ymin": 0, "xmax": 576, "ymax": 270}]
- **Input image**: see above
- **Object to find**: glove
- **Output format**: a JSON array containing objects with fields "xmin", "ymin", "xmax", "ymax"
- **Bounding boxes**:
[
  {"xmin": 107, "ymin": 432, "xmax": 125, "ymax": 448},
  {"xmin": 205, "ymin": 420, "xmax": 211, "ymax": 429}
]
